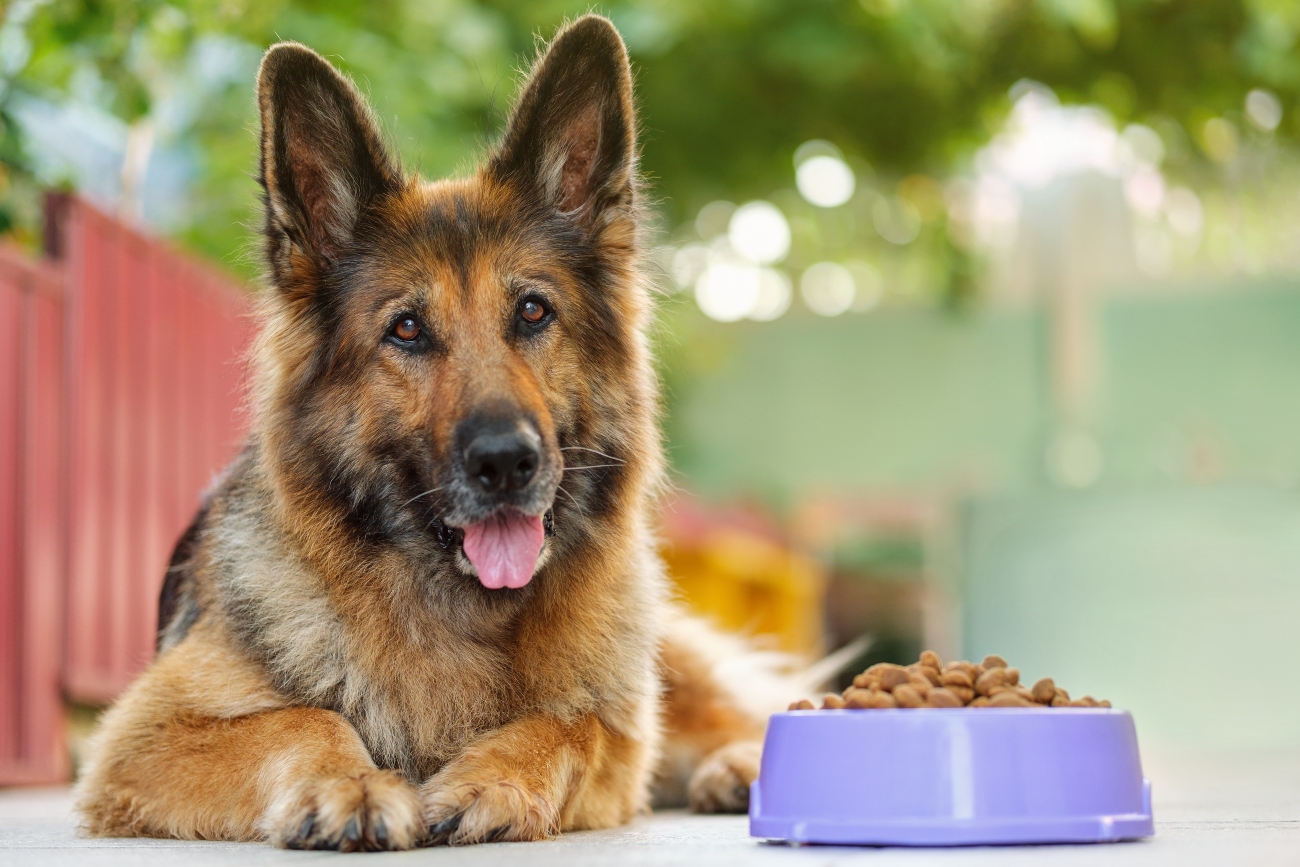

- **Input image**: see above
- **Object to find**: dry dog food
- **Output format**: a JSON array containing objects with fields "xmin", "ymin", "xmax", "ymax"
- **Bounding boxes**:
[{"xmin": 789, "ymin": 651, "xmax": 1111, "ymax": 711}]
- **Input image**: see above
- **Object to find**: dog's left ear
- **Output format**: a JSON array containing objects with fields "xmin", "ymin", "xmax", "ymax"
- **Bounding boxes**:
[{"xmin": 490, "ymin": 15, "xmax": 637, "ymax": 233}]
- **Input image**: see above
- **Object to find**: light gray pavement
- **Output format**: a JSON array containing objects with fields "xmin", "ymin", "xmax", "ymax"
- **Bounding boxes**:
[{"xmin": 1, "ymin": 748, "xmax": 1296, "ymax": 866}]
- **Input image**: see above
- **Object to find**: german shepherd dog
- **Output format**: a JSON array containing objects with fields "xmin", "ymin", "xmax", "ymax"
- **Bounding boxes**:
[{"xmin": 74, "ymin": 15, "xmax": 781, "ymax": 850}]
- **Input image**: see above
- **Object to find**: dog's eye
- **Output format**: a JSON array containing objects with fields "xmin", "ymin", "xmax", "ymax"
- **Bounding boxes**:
[
  {"xmin": 516, "ymin": 296, "xmax": 553, "ymax": 332},
  {"xmin": 393, "ymin": 317, "xmax": 420, "ymax": 341},
  {"xmin": 387, "ymin": 315, "xmax": 429, "ymax": 351},
  {"xmin": 521, "ymin": 300, "xmax": 546, "ymax": 323}
]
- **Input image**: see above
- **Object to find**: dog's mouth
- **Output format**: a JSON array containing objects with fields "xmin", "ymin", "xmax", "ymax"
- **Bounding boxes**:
[{"xmin": 433, "ymin": 510, "xmax": 555, "ymax": 590}]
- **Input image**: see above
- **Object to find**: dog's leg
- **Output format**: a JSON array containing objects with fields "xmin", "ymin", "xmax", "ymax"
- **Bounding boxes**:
[
  {"xmin": 75, "ymin": 627, "xmax": 424, "ymax": 850},
  {"xmin": 420, "ymin": 709, "xmax": 653, "ymax": 845},
  {"xmin": 656, "ymin": 612, "xmax": 786, "ymax": 814}
]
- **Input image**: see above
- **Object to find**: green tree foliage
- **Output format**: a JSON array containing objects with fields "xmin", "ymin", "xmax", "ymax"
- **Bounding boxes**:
[{"xmin": 1, "ymin": 0, "xmax": 1296, "ymax": 279}]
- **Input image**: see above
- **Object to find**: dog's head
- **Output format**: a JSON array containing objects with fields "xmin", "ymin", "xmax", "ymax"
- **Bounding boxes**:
[{"xmin": 251, "ymin": 16, "xmax": 659, "ymax": 600}]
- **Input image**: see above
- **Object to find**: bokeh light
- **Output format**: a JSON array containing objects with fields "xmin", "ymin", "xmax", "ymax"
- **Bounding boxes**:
[
  {"xmin": 800, "ymin": 262, "xmax": 855, "ymax": 316},
  {"xmin": 1245, "ymin": 89, "xmax": 1283, "ymax": 132},
  {"xmin": 695, "ymin": 200, "xmax": 735, "ymax": 240},
  {"xmin": 672, "ymin": 243, "xmax": 710, "ymax": 289},
  {"xmin": 1124, "ymin": 168, "xmax": 1165, "ymax": 217},
  {"xmin": 1165, "ymin": 187, "xmax": 1203, "ymax": 237},
  {"xmin": 1122, "ymin": 123, "xmax": 1165, "ymax": 166},
  {"xmin": 1200, "ymin": 118, "xmax": 1239, "ymax": 162},
  {"xmin": 750, "ymin": 268, "xmax": 792, "ymax": 321},
  {"xmin": 695, "ymin": 254, "xmax": 761, "ymax": 322},
  {"xmin": 872, "ymin": 195, "xmax": 921, "ymax": 245},
  {"xmin": 728, "ymin": 200, "xmax": 791, "ymax": 265},
  {"xmin": 796, "ymin": 154, "xmax": 856, "ymax": 207}
]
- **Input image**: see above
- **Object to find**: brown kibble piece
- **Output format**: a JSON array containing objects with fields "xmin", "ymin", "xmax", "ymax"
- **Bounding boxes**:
[
  {"xmin": 943, "ymin": 660, "xmax": 977, "ymax": 676},
  {"xmin": 878, "ymin": 666, "xmax": 912, "ymax": 692},
  {"xmin": 982, "ymin": 654, "xmax": 1008, "ymax": 669},
  {"xmin": 969, "ymin": 696, "xmax": 991, "ymax": 707},
  {"xmin": 789, "ymin": 698, "xmax": 816, "ymax": 711},
  {"xmin": 842, "ymin": 688, "xmax": 871, "ymax": 709},
  {"xmin": 1051, "ymin": 695, "xmax": 1070, "ymax": 707},
  {"xmin": 990, "ymin": 690, "xmax": 1032, "ymax": 707},
  {"xmin": 1031, "ymin": 678, "xmax": 1056, "ymax": 704},
  {"xmin": 918, "ymin": 666, "xmax": 942, "ymax": 686},
  {"xmin": 926, "ymin": 688, "xmax": 962, "ymax": 708},
  {"xmin": 1071, "ymin": 696, "xmax": 1100, "ymax": 708},
  {"xmin": 1055, "ymin": 687, "xmax": 1070, "ymax": 703},
  {"xmin": 822, "ymin": 693, "xmax": 846, "ymax": 710},
  {"xmin": 1013, "ymin": 686, "xmax": 1035, "ymax": 702},
  {"xmin": 948, "ymin": 686, "xmax": 976, "ymax": 703},
  {"xmin": 941, "ymin": 670, "xmax": 974, "ymax": 689},
  {"xmin": 1100, "ymin": 700, "xmax": 1112, "ymax": 708},
  {"xmin": 893, "ymin": 684, "xmax": 926, "ymax": 708},
  {"xmin": 975, "ymin": 667, "xmax": 1012, "ymax": 696},
  {"xmin": 1005, "ymin": 667, "xmax": 1020, "ymax": 686},
  {"xmin": 845, "ymin": 689, "xmax": 896, "ymax": 709},
  {"xmin": 907, "ymin": 673, "xmax": 934, "ymax": 695},
  {"xmin": 919, "ymin": 650, "xmax": 943, "ymax": 671}
]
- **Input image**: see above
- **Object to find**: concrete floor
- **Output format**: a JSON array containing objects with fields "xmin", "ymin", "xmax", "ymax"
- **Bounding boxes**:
[{"xmin": 1, "ymin": 748, "xmax": 1297, "ymax": 866}]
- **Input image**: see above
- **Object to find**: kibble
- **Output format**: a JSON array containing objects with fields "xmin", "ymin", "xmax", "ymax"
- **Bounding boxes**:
[
  {"xmin": 878, "ymin": 666, "xmax": 911, "ymax": 692},
  {"xmin": 1031, "ymin": 678, "xmax": 1056, "ymax": 704},
  {"xmin": 926, "ymin": 688, "xmax": 963, "ymax": 708},
  {"xmin": 789, "ymin": 651, "xmax": 1112, "ymax": 711},
  {"xmin": 893, "ymin": 684, "xmax": 926, "ymax": 708}
]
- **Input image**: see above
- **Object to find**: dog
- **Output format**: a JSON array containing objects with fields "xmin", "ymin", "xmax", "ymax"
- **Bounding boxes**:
[{"xmin": 74, "ymin": 15, "xmax": 787, "ymax": 850}]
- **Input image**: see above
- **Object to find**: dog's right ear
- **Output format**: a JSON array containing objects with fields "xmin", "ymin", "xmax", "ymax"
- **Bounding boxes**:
[{"xmin": 256, "ymin": 42, "xmax": 401, "ymax": 282}]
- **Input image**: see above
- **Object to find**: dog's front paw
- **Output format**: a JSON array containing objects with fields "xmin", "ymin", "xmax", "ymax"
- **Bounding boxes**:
[
  {"xmin": 263, "ymin": 768, "xmax": 423, "ymax": 851},
  {"xmin": 420, "ymin": 762, "xmax": 559, "ymax": 845},
  {"xmin": 688, "ymin": 739, "xmax": 763, "ymax": 814}
]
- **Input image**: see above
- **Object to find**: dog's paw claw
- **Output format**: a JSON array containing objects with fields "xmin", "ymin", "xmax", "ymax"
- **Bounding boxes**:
[
  {"xmin": 425, "ymin": 813, "xmax": 463, "ymax": 846},
  {"xmin": 421, "ymin": 775, "xmax": 557, "ymax": 845},
  {"xmin": 265, "ymin": 769, "xmax": 423, "ymax": 851}
]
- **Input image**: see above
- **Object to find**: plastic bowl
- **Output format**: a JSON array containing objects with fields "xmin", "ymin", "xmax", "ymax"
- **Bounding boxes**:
[{"xmin": 749, "ymin": 708, "xmax": 1153, "ymax": 846}]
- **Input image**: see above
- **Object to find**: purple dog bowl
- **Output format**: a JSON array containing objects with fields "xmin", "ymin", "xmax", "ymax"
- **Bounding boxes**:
[{"xmin": 749, "ymin": 708, "xmax": 1153, "ymax": 846}]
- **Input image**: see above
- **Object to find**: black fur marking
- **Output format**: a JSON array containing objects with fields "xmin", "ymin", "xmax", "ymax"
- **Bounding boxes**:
[{"xmin": 156, "ymin": 500, "xmax": 209, "ymax": 653}]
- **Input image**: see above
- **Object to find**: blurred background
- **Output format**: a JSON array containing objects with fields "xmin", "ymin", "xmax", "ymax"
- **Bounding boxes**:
[{"xmin": 2, "ymin": 0, "xmax": 1300, "ymax": 783}]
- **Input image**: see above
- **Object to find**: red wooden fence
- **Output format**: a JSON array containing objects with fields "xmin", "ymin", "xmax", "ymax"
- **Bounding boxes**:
[
  {"xmin": 0, "ymin": 196, "xmax": 252, "ymax": 783},
  {"xmin": 0, "ymin": 245, "xmax": 67, "ymax": 786}
]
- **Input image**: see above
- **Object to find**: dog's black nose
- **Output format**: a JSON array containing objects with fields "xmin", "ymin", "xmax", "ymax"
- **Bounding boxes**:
[{"xmin": 464, "ymin": 428, "xmax": 540, "ymax": 494}]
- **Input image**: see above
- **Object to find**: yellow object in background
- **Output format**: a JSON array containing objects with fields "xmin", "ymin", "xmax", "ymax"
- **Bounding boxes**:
[{"xmin": 661, "ymin": 522, "xmax": 826, "ymax": 655}]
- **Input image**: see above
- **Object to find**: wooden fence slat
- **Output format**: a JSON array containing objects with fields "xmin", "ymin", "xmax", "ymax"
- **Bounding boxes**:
[{"xmin": 0, "ymin": 244, "xmax": 69, "ymax": 784}]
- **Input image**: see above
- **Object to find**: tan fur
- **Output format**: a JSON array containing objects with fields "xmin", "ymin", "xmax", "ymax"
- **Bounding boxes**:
[{"xmin": 75, "ymin": 16, "xmax": 775, "ymax": 850}]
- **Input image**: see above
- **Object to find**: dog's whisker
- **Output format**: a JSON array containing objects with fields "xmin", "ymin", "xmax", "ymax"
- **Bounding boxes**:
[
  {"xmin": 560, "ymin": 446, "xmax": 625, "ymax": 464},
  {"xmin": 562, "ymin": 464, "xmax": 622, "ymax": 472},
  {"xmin": 402, "ymin": 486, "xmax": 443, "ymax": 508}
]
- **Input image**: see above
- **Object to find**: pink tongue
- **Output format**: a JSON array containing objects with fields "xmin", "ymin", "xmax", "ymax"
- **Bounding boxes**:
[{"xmin": 461, "ymin": 511, "xmax": 545, "ymax": 590}]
